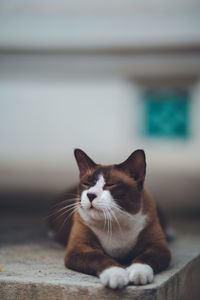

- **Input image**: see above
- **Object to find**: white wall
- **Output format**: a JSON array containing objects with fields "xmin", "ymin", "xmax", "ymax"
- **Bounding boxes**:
[
  {"xmin": 0, "ymin": 0, "xmax": 200, "ymax": 213},
  {"xmin": 1, "ymin": 78, "xmax": 200, "ymax": 172},
  {"xmin": 1, "ymin": 76, "xmax": 200, "ymax": 213},
  {"xmin": 0, "ymin": 0, "xmax": 200, "ymax": 50},
  {"xmin": 0, "ymin": 78, "xmax": 133, "ymax": 168}
]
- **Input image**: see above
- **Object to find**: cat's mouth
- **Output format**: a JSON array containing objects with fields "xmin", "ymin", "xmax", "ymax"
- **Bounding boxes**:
[
  {"xmin": 79, "ymin": 202, "xmax": 104, "ymax": 219},
  {"xmin": 89, "ymin": 206, "xmax": 103, "ymax": 213},
  {"xmin": 85, "ymin": 205, "xmax": 104, "ymax": 217}
]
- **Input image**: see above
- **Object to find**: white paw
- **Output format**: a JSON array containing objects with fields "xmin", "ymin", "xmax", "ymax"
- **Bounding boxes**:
[
  {"xmin": 99, "ymin": 266, "xmax": 129, "ymax": 289},
  {"xmin": 126, "ymin": 263, "xmax": 154, "ymax": 285}
]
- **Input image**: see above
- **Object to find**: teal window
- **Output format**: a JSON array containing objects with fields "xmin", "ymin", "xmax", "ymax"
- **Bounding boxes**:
[{"xmin": 143, "ymin": 89, "xmax": 190, "ymax": 138}]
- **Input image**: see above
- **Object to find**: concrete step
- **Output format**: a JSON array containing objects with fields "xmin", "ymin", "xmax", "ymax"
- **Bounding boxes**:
[{"xmin": 0, "ymin": 215, "xmax": 200, "ymax": 300}]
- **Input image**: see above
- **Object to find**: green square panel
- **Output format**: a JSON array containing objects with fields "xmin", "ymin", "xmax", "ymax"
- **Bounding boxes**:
[{"xmin": 143, "ymin": 89, "xmax": 189, "ymax": 138}]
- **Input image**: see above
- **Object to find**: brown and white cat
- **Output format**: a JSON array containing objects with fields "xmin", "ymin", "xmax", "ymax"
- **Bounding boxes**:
[{"xmin": 49, "ymin": 149, "xmax": 171, "ymax": 289}]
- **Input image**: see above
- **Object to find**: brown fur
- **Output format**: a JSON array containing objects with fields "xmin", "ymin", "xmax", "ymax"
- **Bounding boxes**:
[{"xmin": 47, "ymin": 149, "xmax": 171, "ymax": 277}]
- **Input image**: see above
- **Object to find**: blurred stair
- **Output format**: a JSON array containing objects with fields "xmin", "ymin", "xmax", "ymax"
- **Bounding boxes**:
[{"xmin": 0, "ymin": 215, "xmax": 200, "ymax": 300}]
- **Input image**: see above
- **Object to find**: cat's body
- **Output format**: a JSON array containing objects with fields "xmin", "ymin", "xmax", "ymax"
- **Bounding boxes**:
[{"xmin": 48, "ymin": 149, "xmax": 171, "ymax": 289}]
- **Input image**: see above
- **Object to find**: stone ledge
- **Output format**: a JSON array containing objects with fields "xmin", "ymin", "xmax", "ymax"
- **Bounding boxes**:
[{"xmin": 0, "ymin": 216, "xmax": 200, "ymax": 300}]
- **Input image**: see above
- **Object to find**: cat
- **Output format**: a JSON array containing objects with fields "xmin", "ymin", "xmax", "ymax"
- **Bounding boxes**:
[{"xmin": 48, "ymin": 149, "xmax": 171, "ymax": 289}]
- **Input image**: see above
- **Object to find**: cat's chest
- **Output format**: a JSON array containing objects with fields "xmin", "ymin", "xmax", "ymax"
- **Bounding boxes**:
[{"xmin": 91, "ymin": 212, "xmax": 147, "ymax": 259}]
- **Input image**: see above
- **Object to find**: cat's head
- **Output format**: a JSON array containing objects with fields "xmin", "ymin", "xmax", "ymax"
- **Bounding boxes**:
[{"xmin": 74, "ymin": 149, "xmax": 146, "ymax": 223}]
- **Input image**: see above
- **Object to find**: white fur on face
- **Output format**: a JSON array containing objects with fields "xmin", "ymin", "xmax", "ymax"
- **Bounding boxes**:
[
  {"xmin": 79, "ymin": 173, "xmax": 148, "ymax": 261},
  {"xmin": 79, "ymin": 174, "xmax": 114, "ymax": 221}
]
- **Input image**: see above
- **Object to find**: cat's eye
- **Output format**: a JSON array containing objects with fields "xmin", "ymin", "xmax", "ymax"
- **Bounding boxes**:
[
  {"xmin": 105, "ymin": 183, "xmax": 116, "ymax": 188},
  {"xmin": 82, "ymin": 182, "xmax": 90, "ymax": 187}
]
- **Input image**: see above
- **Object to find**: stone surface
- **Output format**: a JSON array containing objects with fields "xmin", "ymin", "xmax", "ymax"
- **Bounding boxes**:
[{"xmin": 0, "ymin": 215, "xmax": 200, "ymax": 300}]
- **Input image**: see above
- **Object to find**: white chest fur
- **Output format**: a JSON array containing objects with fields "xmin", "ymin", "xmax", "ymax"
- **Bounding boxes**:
[{"xmin": 91, "ymin": 210, "xmax": 147, "ymax": 259}]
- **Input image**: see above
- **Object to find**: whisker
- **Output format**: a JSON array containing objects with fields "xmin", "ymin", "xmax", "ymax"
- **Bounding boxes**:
[
  {"xmin": 49, "ymin": 197, "xmax": 80, "ymax": 209},
  {"xmin": 46, "ymin": 202, "xmax": 79, "ymax": 219},
  {"xmin": 103, "ymin": 207, "xmax": 112, "ymax": 241},
  {"xmin": 104, "ymin": 208, "xmax": 109, "ymax": 238},
  {"xmin": 110, "ymin": 209, "xmax": 123, "ymax": 234},
  {"xmin": 107, "ymin": 209, "xmax": 113, "ymax": 242},
  {"xmin": 56, "ymin": 204, "xmax": 80, "ymax": 232},
  {"xmin": 61, "ymin": 204, "xmax": 80, "ymax": 230},
  {"xmin": 111, "ymin": 201, "xmax": 136, "ymax": 219},
  {"xmin": 47, "ymin": 204, "xmax": 78, "ymax": 224},
  {"xmin": 102, "ymin": 208, "xmax": 107, "ymax": 231}
]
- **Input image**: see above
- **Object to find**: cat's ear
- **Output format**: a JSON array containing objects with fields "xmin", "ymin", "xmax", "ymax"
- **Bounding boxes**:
[
  {"xmin": 117, "ymin": 150, "xmax": 146, "ymax": 188},
  {"xmin": 74, "ymin": 149, "xmax": 97, "ymax": 177}
]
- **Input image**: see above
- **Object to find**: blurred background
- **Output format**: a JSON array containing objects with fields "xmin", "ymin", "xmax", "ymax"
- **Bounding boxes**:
[{"xmin": 0, "ymin": 0, "xmax": 200, "ymax": 219}]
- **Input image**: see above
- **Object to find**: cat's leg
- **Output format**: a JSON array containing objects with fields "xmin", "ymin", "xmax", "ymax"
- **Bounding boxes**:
[
  {"xmin": 126, "ymin": 221, "xmax": 171, "ymax": 285},
  {"xmin": 65, "ymin": 221, "xmax": 129, "ymax": 289},
  {"xmin": 65, "ymin": 246, "xmax": 128, "ymax": 289},
  {"xmin": 126, "ymin": 263, "xmax": 154, "ymax": 285},
  {"xmin": 126, "ymin": 243, "xmax": 171, "ymax": 285},
  {"xmin": 99, "ymin": 266, "xmax": 129, "ymax": 289}
]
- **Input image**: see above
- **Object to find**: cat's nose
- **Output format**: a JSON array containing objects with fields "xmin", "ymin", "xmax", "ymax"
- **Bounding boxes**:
[{"xmin": 87, "ymin": 193, "xmax": 97, "ymax": 202}]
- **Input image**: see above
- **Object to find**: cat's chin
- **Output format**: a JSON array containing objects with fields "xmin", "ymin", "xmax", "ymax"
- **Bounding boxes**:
[
  {"xmin": 88, "ymin": 207, "xmax": 104, "ymax": 219},
  {"xmin": 79, "ymin": 206, "xmax": 104, "ymax": 222}
]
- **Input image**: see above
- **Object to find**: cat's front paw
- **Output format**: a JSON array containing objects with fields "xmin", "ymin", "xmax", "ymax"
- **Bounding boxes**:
[
  {"xmin": 126, "ymin": 263, "xmax": 154, "ymax": 285},
  {"xmin": 99, "ymin": 266, "xmax": 129, "ymax": 289}
]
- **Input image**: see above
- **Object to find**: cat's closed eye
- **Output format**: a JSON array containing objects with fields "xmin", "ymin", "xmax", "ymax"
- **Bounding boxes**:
[
  {"xmin": 82, "ymin": 182, "xmax": 90, "ymax": 187},
  {"xmin": 104, "ymin": 183, "xmax": 117, "ymax": 188}
]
